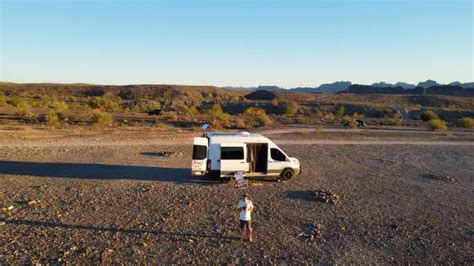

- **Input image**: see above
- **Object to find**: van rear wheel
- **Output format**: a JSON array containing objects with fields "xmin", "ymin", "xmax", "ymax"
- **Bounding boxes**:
[{"xmin": 279, "ymin": 168, "xmax": 294, "ymax": 181}]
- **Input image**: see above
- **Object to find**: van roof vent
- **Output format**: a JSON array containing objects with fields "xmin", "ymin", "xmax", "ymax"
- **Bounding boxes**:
[{"xmin": 239, "ymin": 131, "xmax": 250, "ymax": 136}]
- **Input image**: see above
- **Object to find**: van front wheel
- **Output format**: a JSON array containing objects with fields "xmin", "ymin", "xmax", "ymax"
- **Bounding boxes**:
[{"xmin": 280, "ymin": 168, "xmax": 294, "ymax": 181}]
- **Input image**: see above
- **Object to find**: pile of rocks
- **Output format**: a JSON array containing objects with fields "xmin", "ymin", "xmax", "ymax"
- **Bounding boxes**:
[
  {"xmin": 311, "ymin": 189, "xmax": 342, "ymax": 204},
  {"xmin": 298, "ymin": 223, "xmax": 325, "ymax": 242}
]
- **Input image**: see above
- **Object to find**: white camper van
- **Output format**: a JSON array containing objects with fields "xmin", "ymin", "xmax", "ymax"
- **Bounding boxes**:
[{"xmin": 192, "ymin": 131, "xmax": 300, "ymax": 182}]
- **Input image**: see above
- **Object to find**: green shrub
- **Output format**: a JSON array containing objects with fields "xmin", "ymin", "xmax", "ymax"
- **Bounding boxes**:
[
  {"xmin": 91, "ymin": 109, "xmax": 113, "ymax": 126},
  {"xmin": 89, "ymin": 96, "xmax": 121, "ymax": 111},
  {"xmin": 206, "ymin": 104, "xmax": 231, "ymax": 128},
  {"xmin": 428, "ymin": 119, "xmax": 447, "ymax": 132},
  {"xmin": 335, "ymin": 106, "xmax": 345, "ymax": 117},
  {"xmin": 283, "ymin": 101, "xmax": 299, "ymax": 116},
  {"xmin": 7, "ymin": 97, "xmax": 29, "ymax": 108},
  {"xmin": 314, "ymin": 110, "xmax": 337, "ymax": 123},
  {"xmin": 207, "ymin": 104, "xmax": 224, "ymax": 116},
  {"xmin": 15, "ymin": 108, "xmax": 37, "ymax": 122},
  {"xmin": 351, "ymin": 112, "xmax": 364, "ymax": 119},
  {"xmin": 46, "ymin": 112, "xmax": 62, "ymax": 127},
  {"xmin": 164, "ymin": 111, "xmax": 178, "ymax": 120},
  {"xmin": 0, "ymin": 91, "xmax": 5, "ymax": 106},
  {"xmin": 50, "ymin": 101, "xmax": 69, "ymax": 112},
  {"xmin": 242, "ymin": 107, "xmax": 272, "ymax": 127},
  {"xmin": 381, "ymin": 118, "xmax": 402, "ymax": 126},
  {"xmin": 348, "ymin": 120, "xmax": 358, "ymax": 129},
  {"xmin": 183, "ymin": 106, "xmax": 199, "ymax": 115},
  {"xmin": 457, "ymin": 117, "xmax": 474, "ymax": 128},
  {"xmin": 342, "ymin": 115, "xmax": 352, "ymax": 124},
  {"xmin": 234, "ymin": 117, "xmax": 246, "ymax": 129},
  {"xmin": 420, "ymin": 110, "xmax": 438, "ymax": 121}
]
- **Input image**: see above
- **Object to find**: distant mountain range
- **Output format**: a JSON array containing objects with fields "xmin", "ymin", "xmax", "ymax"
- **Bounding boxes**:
[{"xmin": 224, "ymin": 80, "xmax": 474, "ymax": 94}]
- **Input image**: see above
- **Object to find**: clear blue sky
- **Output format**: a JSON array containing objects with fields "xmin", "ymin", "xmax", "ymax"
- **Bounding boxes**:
[{"xmin": 1, "ymin": 0, "xmax": 472, "ymax": 88}]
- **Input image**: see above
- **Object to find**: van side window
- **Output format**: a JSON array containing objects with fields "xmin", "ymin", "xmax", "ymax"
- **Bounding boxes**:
[
  {"xmin": 221, "ymin": 147, "xmax": 244, "ymax": 160},
  {"xmin": 270, "ymin": 148, "xmax": 286, "ymax": 161},
  {"xmin": 192, "ymin": 145, "xmax": 207, "ymax": 160}
]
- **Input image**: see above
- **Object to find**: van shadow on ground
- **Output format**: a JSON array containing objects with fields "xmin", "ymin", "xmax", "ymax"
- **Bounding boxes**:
[
  {"xmin": 1, "ymin": 218, "xmax": 239, "ymax": 242},
  {"xmin": 0, "ymin": 160, "xmax": 218, "ymax": 185}
]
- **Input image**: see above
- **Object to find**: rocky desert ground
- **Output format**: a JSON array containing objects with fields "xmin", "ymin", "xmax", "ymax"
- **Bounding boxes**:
[{"xmin": 1, "ymin": 125, "xmax": 473, "ymax": 264}]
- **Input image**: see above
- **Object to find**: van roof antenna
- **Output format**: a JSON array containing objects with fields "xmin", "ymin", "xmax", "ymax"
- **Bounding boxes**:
[{"xmin": 201, "ymin": 124, "xmax": 209, "ymax": 137}]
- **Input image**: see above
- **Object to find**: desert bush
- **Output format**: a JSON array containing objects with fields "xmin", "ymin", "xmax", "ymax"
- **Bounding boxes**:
[
  {"xmin": 207, "ymin": 104, "xmax": 231, "ymax": 127},
  {"xmin": 183, "ymin": 106, "xmax": 199, "ymax": 115},
  {"xmin": 7, "ymin": 97, "xmax": 29, "ymax": 108},
  {"xmin": 45, "ymin": 112, "xmax": 62, "ymax": 127},
  {"xmin": 30, "ymin": 95, "xmax": 50, "ymax": 108},
  {"xmin": 0, "ymin": 92, "xmax": 6, "ymax": 106},
  {"xmin": 164, "ymin": 111, "xmax": 178, "ymax": 120},
  {"xmin": 234, "ymin": 117, "xmax": 246, "ymax": 129},
  {"xmin": 428, "ymin": 118, "xmax": 447, "ymax": 132},
  {"xmin": 335, "ymin": 106, "xmax": 345, "ymax": 118},
  {"xmin": 312, "ymin": 110, "xmax": 337, "ymax": 123},
  {"xmin": 91, "ymin": 109, "xmax": 113, "ymax": 126},
  {"xmin": 125, "ymin": 99, "xmax": 161, "ymax": 112},
  {"xmin": 381, "ymin": 118, "xmax": 402, "ymax": 126},
  {"xmin": 419, "ymin": 110, "xmax": 438, "ymax": 121},
  {"xmin": 207, "ymin": 104, "xmax": 224, "ymax": 116},
  {"xmin": 457, "ymin": 117, "xmax": 474, "ymax": 128},
  {"xmin": 351, "ymin": 112, "xmax": 364, "ymax": 119},
  {"xmin": 347, "ymin": 120, "xmax": 358, "ymax": 129},
  {"xmin": 242, "ymin": 107, "xmax": 272, "ymax": 127},
  {"xmin": 50, "ymin": 100, "xmax": 69, "ymax": 111},
  {"xmin": 15, "ymin": 108, "xmax": 37, "ymax": 122},
  {"xmin": 89, "ymin": 96, "xmax": 121, "ymax": 112},
  {"xmin": 283, "ymin": 101, "xmax": 298, "ymax": 116}
]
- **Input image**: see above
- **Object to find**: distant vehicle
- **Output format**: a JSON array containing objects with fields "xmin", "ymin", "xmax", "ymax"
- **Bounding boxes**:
[{"xmin": 192, "ymin": 131, "xmax": 301, "ymax": 182}]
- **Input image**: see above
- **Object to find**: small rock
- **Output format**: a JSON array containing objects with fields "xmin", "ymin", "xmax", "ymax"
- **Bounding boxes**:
[
  {"xmin": 0, "ymin": 221, "xmax": 6, "ymax": 226},
  {"xmin": 28, "ymin": 200, "xmax": 38, "ymax": 205}
]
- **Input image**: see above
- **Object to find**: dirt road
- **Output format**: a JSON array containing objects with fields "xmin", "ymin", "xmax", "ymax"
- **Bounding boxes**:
[{"xmin": 1, "ymin": 126, "xmax": 473, "ymax": 264}]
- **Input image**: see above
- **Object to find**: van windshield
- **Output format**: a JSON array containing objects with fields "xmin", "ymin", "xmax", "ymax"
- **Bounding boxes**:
[{"xmin": 192, "ymin": 145, "xmax": 207, "ymax": 160}]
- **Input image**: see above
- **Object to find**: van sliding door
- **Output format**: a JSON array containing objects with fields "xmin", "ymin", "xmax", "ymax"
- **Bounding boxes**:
[{"xmin": 219, "ymin": 143, "xmax": 248, "ymax": 175}]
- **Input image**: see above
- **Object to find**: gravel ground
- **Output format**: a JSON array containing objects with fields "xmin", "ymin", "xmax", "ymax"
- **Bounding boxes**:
[{"xmin": 1, "ymin": 126, "xmax": 473, "ymax": 264}]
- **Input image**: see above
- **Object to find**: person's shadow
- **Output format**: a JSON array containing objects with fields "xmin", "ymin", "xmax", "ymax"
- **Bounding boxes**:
[
  {"xmin": 0, "ymin": 160, "xmax": 217, "ymax": 185},
  {"xmin": 1, "ymin": 218, "xmax": 239, "ymax": 242}
]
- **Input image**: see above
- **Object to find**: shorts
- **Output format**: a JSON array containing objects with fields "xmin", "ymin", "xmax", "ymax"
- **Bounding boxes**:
[{"xmin": 239, "ymin": 220, "xmax": 252, "ymax": 230}]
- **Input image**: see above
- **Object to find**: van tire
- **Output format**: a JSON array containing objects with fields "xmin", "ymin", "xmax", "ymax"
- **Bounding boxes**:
[{"xmin": 280, "ymin": 168, "xmax": 294, "ymax": 181}]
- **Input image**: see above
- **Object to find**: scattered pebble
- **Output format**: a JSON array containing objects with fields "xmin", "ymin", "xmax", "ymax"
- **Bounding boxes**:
[
  {"xmin": 2, "ymin": 205, "xmax": 15, "ymax": 211},
  {"xmin": 28, "ymin": 200, "xmax": 39, "ymax": 205}
]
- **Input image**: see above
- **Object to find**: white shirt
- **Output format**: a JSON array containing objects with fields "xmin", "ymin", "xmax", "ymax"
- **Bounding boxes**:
[{"xmin": 237, "ymin": 199, "xmax": 254, "ymax": 221}]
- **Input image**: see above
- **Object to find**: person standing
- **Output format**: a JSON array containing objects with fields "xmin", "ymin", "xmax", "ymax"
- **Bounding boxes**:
[{"xmin": 237, "ymin": 193, "xmax": 255, "ymax": 242}]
